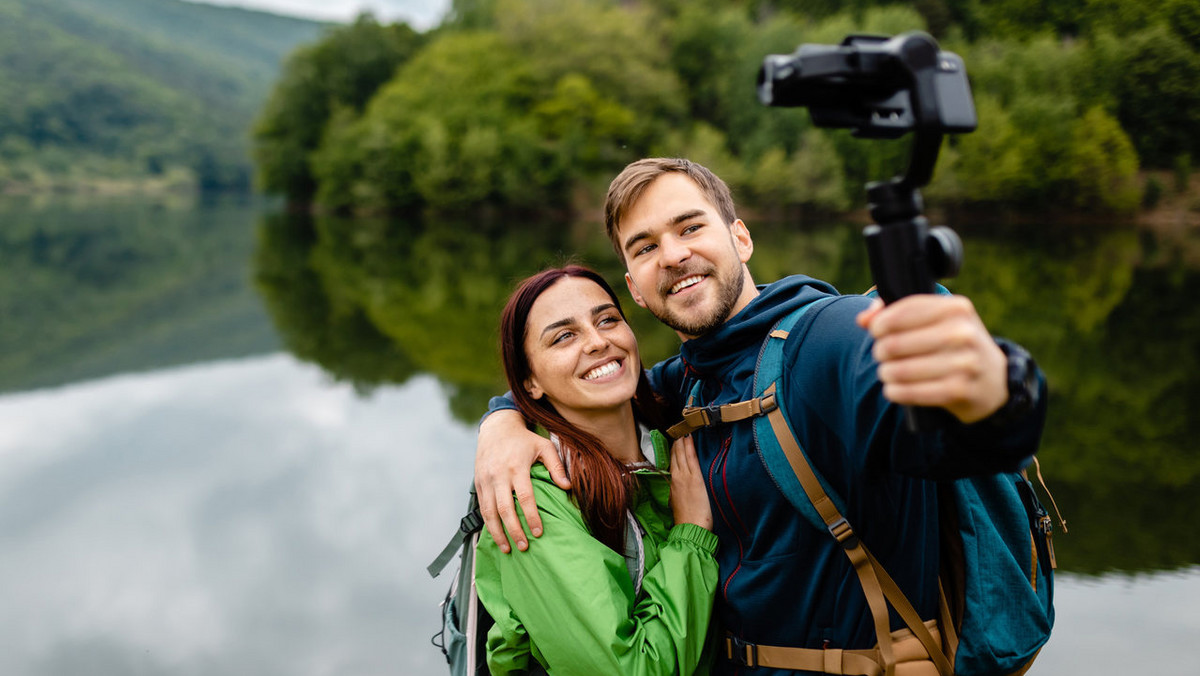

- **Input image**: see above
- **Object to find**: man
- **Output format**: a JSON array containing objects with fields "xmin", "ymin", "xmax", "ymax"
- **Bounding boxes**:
[{"xmin": 475, "ymin": 158, "xmax": 1045, "ymax": 674}]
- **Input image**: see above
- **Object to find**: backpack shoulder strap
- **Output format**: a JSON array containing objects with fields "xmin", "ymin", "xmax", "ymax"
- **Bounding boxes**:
[
  {"xmin": 428, "ymin": 486, "xmax": 483, "ymax": 578},
  {"xmin": 749, "ymin": 296, "xmax": 847, "ymax": 534},
  {"xmin": 750, "ymin": 296, "xmax": 951, "ymax": 675}
]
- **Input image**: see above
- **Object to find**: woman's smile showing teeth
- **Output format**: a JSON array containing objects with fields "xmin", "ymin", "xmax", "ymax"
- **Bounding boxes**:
[{"xmin": 583, "ymin": 359, "xmax": 622, "ymax": 381}]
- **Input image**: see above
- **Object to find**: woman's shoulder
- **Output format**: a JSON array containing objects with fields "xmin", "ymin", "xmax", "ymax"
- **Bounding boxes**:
[{"xmin": 527, "ymin": 464, "xmax": 579, "ymax": 513}]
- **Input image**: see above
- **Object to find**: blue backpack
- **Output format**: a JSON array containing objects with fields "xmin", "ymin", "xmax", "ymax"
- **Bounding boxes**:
[{"xmin": 666, "ymin": 296, "xmax": 1065, "ymax": 676}]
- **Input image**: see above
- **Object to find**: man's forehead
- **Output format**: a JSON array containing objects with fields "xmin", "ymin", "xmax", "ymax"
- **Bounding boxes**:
[{"xmin": 620, "ymin": 176, "xmax": 716, "ymax": 232}]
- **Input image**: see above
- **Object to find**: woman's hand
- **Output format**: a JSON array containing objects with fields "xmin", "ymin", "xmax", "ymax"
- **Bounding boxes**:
[{"xmin": 669, "ymin": 435, "xmax": 712, "ymax": 531}]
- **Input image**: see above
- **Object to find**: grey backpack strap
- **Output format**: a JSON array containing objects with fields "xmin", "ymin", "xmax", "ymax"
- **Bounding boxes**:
[{"xmin": 428, "ymin": 489, "xmax": 483, "ymax": 578}]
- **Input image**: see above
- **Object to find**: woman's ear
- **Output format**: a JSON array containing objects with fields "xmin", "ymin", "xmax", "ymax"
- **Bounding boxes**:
[{"xmin": 524, "ymin": 376, "xmax": 544, "ymax": 400}]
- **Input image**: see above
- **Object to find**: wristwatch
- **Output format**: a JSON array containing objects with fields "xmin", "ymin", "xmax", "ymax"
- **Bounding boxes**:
[{"xmin": 988, "ymin": 338, "xmax": 1040, "ymax": 427}]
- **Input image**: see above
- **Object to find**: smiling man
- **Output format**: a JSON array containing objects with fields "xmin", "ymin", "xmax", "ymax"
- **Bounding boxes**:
[{"xmin": 474, "ymin": 157, "xmax": 1047, "ymax": 675}]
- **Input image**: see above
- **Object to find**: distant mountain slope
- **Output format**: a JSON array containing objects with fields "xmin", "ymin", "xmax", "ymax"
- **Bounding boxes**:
[{"xmin": 0, "ymin": 0, "xmax": 331, "ymax": 190}]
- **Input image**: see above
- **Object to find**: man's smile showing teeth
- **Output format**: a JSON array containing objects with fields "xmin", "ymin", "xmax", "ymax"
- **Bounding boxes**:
[
  {"xmin": 583, "ymin": 360, "xmax": 621, "ymax": 380},
  {"xmin": 670, "ymin": 275, "xmax": 704, "ymax": 295}
]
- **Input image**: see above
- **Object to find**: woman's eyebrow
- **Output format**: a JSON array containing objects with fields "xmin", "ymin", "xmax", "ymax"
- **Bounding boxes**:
[
  {"xmin": 539, "ymin": 304, "xmax": 618, "ymax": 339},
  {"xmin": 539, "ymin": 316, "xmax": 577, "ymax": 339}
]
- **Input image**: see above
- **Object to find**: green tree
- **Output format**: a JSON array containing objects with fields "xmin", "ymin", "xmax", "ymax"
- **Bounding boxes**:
[
  {"xmin": 1065, "ymin": 107, "xmax": 1141, "ymax": 212},
  {"xmin": 252, "ymin": 15, "xmax": 424, "ymax": 201},
  {"xmin": 1111, "ymin": 26, "xmax": 1200, "ymax": 167}
]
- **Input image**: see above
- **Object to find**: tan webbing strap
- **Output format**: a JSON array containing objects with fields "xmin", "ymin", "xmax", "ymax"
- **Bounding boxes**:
[
  {"xmin": 762, "ymin": 382, "xmax": 897, "ymax": 673},
  {"xmin": 865, "ymin": 550, "xmax": 954, "ymax": 676},
  {"xmin": 724, "ymin": 637, "xmax": 883, "ymax": 675},
  {"xmin": 762, "ymin": 383, "xmax": 844, "ymax": 526},
  {"xmin": 1021, "ymin": 461, "xmax": 1065, "ymax": 571},
  {"xmin": 843, "ymin": 536, "xmax": 900, "ymax": 675},
  {"xmin": 1029, "ymin": 457, "xmax": 1068, "ymax": 533},
  {"xmin": 937, "ymin": 579, "xmax": 960, "ymax": 667},
  {"xmin": 666, "ymin": 393, "xmax": 779, "ymax": 440},
  {"xmin": 763, "ymin": 381, "xmax": 957, "ymax": 676}
]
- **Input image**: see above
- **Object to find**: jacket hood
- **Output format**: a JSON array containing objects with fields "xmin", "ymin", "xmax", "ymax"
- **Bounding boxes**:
[{"xmin": 679, "ymin": 274, "xmax": 838, "ymax": 378}]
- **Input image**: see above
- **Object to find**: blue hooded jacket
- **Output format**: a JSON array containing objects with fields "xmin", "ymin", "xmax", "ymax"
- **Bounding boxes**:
[{"xmin": 645, "ymin": 275, "xmax": 1044, "ymax": 674}]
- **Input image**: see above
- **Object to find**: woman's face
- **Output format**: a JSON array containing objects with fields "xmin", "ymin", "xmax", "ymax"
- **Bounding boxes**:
[{"xmin": 523, "ymin": 276, "xmax": 641, "ymax": 418}]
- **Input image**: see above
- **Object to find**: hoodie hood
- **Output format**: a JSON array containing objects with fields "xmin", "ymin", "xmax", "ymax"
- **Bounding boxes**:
[{"xmin": 679, "ymin": 274, "xmax": 838, "ymax": 379}]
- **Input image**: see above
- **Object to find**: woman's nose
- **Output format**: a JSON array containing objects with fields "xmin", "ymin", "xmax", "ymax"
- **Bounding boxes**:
[{"xmin": 582, "ymin": 327, "xmax": 609, "ymax": 353}]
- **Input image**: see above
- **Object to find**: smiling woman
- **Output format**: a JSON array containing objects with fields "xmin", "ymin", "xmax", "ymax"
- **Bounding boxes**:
[{"xmin": 474, "ymin": 265, "xmax": 719, "ymax": 675}]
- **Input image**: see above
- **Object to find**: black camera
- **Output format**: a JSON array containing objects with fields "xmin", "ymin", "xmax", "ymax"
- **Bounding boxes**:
[{"xmin": 758, "ymin": 32, "xmax": 976, "ymax": 139}]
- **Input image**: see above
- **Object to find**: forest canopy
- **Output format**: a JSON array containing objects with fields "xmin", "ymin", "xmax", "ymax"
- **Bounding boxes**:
[{"xmin": 253, "ymin": 0, "xmax": 1200, "ymax": 215}]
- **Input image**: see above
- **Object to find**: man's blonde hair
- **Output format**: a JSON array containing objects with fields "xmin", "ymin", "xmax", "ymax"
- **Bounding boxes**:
[{"xmin": 603, "ymin": 158, "xmax": 737, "ymax": 261}]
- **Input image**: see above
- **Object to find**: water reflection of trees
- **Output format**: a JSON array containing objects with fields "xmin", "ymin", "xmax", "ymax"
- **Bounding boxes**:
[
  {"xmin": 254, "ymin": 211, "xmax": 611, "ymax": 420},
  {"xmin": 946, "ymin": 222, "xmax": 1200, "ymax": 575},
  {"xmin": 254, "ymin": 211, "xmax": 1200, "ymax": 575}
]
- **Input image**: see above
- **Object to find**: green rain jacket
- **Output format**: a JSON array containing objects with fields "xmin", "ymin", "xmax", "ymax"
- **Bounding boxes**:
[{"xmin": 474, "ymin": 428, "xmax": 719, "ymax": 675}]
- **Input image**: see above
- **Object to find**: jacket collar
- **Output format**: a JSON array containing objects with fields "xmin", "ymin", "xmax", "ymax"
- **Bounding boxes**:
[
  {"xmin": 678, "ymin": 274, "xmax": 838, "ymax": 379},
  {"xmin": 549, "ymin": 423, "xmax": 661, "ymax": 479}
]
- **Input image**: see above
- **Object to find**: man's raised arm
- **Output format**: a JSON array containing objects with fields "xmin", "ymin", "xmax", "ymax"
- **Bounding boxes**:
[{"xmin": 475, "ymin": 406, "xmax": 571, "ymax": 553}]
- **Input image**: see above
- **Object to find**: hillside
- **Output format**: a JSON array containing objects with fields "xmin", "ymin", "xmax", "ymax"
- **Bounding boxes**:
[{"xmin": 0, "ymin": 0, "xmax": 330, "ymax": 191}]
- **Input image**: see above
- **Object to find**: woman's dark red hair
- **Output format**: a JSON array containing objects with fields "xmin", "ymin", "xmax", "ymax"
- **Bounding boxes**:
[{"xmin": 499, "ymin": 265, "xmax": 668, "ymax": 553}]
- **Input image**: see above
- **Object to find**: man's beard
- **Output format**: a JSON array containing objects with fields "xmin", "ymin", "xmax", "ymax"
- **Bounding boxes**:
[{"xmin": 652, "ymin": 266, "xmax": 745, "ymax": 338}]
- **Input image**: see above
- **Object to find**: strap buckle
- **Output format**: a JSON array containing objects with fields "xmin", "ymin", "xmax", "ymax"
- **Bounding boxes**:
[
  {"xmin": 726, "ymin": 636, "xmax": 759, "ymax": 667},
  {"xmin": 683, "ymin": 403, "xmax": 724, "ymax": 427},
  {"xmin": 828, "ymin": 517, "xmax": 860, "ymax": 549},
  {"xmin": 460, "ymin": 509, "xmax": 483, "ymax": 535}
]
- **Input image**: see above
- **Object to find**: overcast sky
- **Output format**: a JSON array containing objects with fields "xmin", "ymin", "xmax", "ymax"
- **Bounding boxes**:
[{"xmin": 185, "ymin": 0, "xmax": 451, "ymax": 29}]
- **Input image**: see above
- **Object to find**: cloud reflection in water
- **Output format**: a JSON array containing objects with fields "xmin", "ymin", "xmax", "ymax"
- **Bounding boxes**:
[{"xmin": 0, "ymin": 354, "xmax": 472, "ymax": 675}]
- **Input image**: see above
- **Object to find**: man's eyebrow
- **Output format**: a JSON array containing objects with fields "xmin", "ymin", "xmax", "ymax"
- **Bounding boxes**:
[
  {"xmin": 670, "ymin": 209, "xmax": 707, "ymax": 226},
  {"xmin": 538, "ymin": 304, "xmax": 617, "ymax": 339},
  {"xmin": 622, "ymin": 209, "xmax": 707, "ymax": 253}
]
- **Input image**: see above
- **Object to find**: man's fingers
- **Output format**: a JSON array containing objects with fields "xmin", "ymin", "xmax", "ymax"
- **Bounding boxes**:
[
  {"xmin": 855, "ymin": 298, "xmax": 885, "ymax": 328},
  {"xmin": 493, "ymin": 480, "xmax": 529, "ymax": 552},
  {"xmin": 877, "ymin": 349, "xmax": 980, "ymax": 386},
  {"xmin": 872, "ymin": 319, "xmax": 975, "ymax": 362},
  {"xmin": 512, "ymin": 475, "xmax": 542, "ymax": 540},
  {"xmin": 538, "ymin": 442, "xmax": 571, "ymax": 491},
  {"xmin": 476, "ymin": 487, "xmax": 511, "ymax": 554},
  {"xmin": 866, "ymin": 294, "xmax": 975, "ymax": 337}
]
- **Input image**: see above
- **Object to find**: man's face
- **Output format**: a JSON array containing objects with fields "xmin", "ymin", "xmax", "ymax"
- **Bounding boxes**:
[{"xmin": 617, "ymin": 173, "xmax": 755, "ymax": 339}]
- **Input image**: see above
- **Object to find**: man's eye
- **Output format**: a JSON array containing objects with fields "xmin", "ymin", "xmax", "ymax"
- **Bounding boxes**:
[
  {"xmin": 634, "ymin": 243, "xmax": 656, "ymax": 257},
  {"xmin": 682, "ymin": 224, "xmax": 702, "ymax": 235}
]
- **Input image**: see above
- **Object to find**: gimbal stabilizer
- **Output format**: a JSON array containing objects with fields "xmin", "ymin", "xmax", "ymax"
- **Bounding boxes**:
[{"xmin": 758, "ymin": 31, "xmax": 978, "ymax": 430}]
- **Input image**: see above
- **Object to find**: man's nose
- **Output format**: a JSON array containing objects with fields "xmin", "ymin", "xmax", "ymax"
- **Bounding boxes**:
[{"xmin": 657, "ymin": 234, "xmax": 690, "ymax": 267}]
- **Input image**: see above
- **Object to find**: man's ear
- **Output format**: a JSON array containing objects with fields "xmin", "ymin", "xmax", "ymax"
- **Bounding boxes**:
[
  {"xmin": 625, "ymin": 272, "xmax": 647, "ymax": 308},
  {"xmin": 731, "ymin": 219, "xmax": 754, "ymax": 264},
  {"xmin": 524, "ymin": 376, "xmax": 544, "ymax": 400}
]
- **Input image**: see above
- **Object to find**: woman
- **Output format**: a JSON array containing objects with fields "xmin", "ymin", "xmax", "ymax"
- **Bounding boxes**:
[{"xmin": 474, "ymin": 265, "xmax": 718, "ymax": 675}]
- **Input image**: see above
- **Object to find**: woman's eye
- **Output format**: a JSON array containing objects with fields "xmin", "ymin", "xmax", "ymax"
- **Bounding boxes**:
[{"xmin": 551, "ymin": 331, "xmax": 573, "ymax": 345}]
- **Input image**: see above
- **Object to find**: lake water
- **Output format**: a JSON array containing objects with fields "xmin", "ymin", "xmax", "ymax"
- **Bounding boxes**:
[{"xmin": 1, "ymin": 193, "xmax": 1197, "ymax": 674}]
